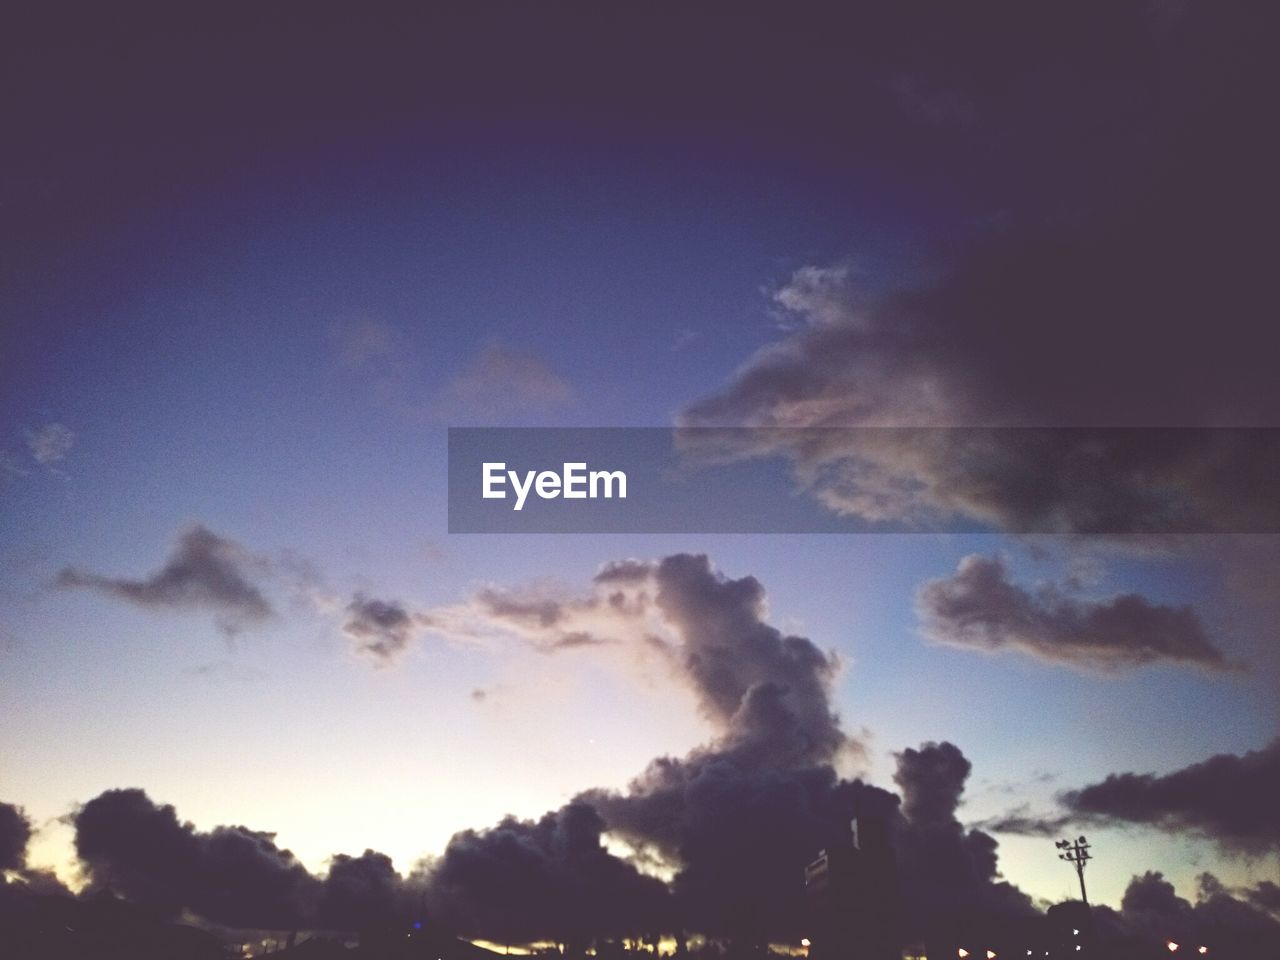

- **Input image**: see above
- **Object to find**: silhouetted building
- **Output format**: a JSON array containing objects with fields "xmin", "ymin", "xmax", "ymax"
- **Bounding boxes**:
[{"xmin": 803, "ymin": 817, "xmax": 897, "ymax": 960}]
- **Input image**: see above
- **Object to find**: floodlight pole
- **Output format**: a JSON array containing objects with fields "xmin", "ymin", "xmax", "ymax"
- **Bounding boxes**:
[{"xmin": 1056, "ymin": 836, "xmax": 1092, "ymax": 906}]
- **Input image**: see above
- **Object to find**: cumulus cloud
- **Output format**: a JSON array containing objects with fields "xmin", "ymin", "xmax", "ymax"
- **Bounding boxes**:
[
  {"xmin": 0, "ymin": 801, "xmax": 32, "ymax": 874},
  {"xmin": 319, "ymin": 849, "xmax": 416, "ymax": 933},
  {"xmin": 1103, "ymin": 871, "xmax": 1280, "ymax": 953},
  {"xmin": 73, "ymin": 788, "xmax": 318, "ymax": 928},
  {"xmin": 889, "ymin": 743, "xmax": 1035, "ymax": 938},
  {"xmin": 917, "ymin": 554, "xmax": 1229, "ymax": 671},
  {"xmin": 432, "ymin": 555, "xmax": 1031, "ymax": 942},
  {"xmin": 72, "ymin": 788, "xmax": 425, "ymax": 932},
  {"xmin": 1061, "ymin": 738, "xmax": 1280, "ymax": 855},
  {"xmin": 426, "ymin": 802, "xmax": 670, "ymax": 944},
  {"xmin": 51, "ymin": 555, "xmax": 1047, "ymax": 945},
  {"xmin": 57, "ymin": 525, "xmax": 274, "ymax": 634}
]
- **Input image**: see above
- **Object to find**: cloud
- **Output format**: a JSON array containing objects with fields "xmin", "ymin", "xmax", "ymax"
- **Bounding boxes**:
[
  {"xmin": 1061, "ymin": 737, "xmax": 1280, "ymax": 855},
  {"xmin": 430, "ymin": 554, "xmax": 846, "ymax": 766},
  {"xmin": 676, "ymin": 42, "xmax": 1280, "ymax": 536},
  {"xmin": 57, "ymin": 525, "xmax": 274, "ymax": 634},
  {"xmin": 328, "ymin": 317, "xmax": 397, "ymax": 369},
  {"xmin": 0, "ymin": 801, "xmax": 32, "ymax": 874},
  {"xmin": 327, "ymin": 324, "xmax": 575, "ymax": 423},
  {"xmin": 889, "ymin": 743, "xmax": 1036, "ymax": 938},
  {"xmin": 26, "ymin": 422, "xmax": 75, "ymax": 467},
  {"xmin": 434, "ymin": 555, "xmax": 1032, "ymax": 942},
  {"xmin": 1246, "ymin": 880, "xmax": 1280, "ymax": 915},
  {"xmin": 1104, "ymin": 871, "xmax": 1280, "ymax": 952},
  {"xmin": 917, "ymin": 554, "xmax": 1229, "ymax": 671},
  {"xmin": 425, "ymin": 802, "xmax": 670, "ymax": 944},
  {"xmin": 440, "ymin": 342, "xmax": 575, "ymax": 417},
  {"xmin": 71, "ymin": 788, "xmax": 416, "ymax": 931},
  {"xmin": 342, "ymin": 594, "xmax": 429, "ymax": 665},
  {"xmin": 969, "ymin": 805, "xmax": 1074, "ymax": 838},
  {"xmin": 73, "ymin": 788, "xmax": 318, "ymax": 928},
  {"xmin": 0, "ymin": 450, "xmax": 30, "ymax": 478},
  {"xmin": 319, "ymin": 850, "xmax": 416, "ymax": 933}
]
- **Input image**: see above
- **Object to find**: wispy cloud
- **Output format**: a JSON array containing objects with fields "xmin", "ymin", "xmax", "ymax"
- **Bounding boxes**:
[
  {"xmin": 438, "ymin": 342, "xmax": 575, "ymax": 418},
  {"xmin": 342, "ymin": 593, "xmax": 431, "ymax": 666},
  {"xmin": 57, "ymin": 525, "xmax": 274, "ymax": 636},
  {"xmin": 26, "ymin": 422, "xmax": 76, "ymax": 467}
]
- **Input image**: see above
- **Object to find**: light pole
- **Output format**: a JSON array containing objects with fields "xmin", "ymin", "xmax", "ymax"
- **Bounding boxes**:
[{"xmin": 1055, "ymin": 836, "xmax": 1092, "ymax": 905}]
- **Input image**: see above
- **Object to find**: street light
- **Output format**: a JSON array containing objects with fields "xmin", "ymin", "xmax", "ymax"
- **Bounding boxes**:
[
  {"xmin": 1055, "ymin": 836, "xmax": 1093, "ymax": 905},
  {"xmin": 1167, "ymin": 942, "xmax": 1179, "ymax": 952}
]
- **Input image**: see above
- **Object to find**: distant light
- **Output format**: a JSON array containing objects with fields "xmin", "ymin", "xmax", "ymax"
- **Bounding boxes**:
[
  {"xmin": 1026, "ymin": 951, "xmax": 1032, "ymax": 957},
  {"xmin": 1198, "ymin": 949, "xmax": 1208, "ymax": 956},
  {"xmin": 414, "ymin": 922, "xmax": 423, "ymax": 930},
  {"xmin": 1168, "ymin": 943, "xmax": 1179, "ymax": 953},
  {"xmin": 987, "ymin": 951, "xmax": 997, "ymax": 959},
  {"xmin": 1074, "ymin": 948, "xmax": 1080, "ymax": 953},
  {"xmin": 1072, "ymin": 929, "xmax": 1079, "ymax": 936},
  {"xmin": 958, "ymin": 950, "xmax": 969, "ymax": 958},
  {"xmin": 801, "ymin": 940, "xmax": 811, "ymax": 948}
]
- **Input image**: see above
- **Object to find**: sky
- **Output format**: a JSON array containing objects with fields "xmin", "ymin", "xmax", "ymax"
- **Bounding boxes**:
[{"xmin": 2, "ymin": 2, "xmax": 1279, "ymax": 946}]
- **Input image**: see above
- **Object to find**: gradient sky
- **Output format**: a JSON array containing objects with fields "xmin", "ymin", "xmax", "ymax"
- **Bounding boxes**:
[{"xmin": 2, "ymin": 3, "xmax": 1278, "ymax": 925}]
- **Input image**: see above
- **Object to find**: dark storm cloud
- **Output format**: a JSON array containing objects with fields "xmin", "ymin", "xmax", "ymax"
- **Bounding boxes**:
[
  {"xmin": 415, "ymin": 555, "xmax": 1035, "ymax": 942},
  {"xmin": 55, "ymin": 554, "xmax": 1052, "ymax": 943},
  {"xmin": 1104, "ymin": 871, "xmax": 1280, "ymax": 952},
  {"xmin": 342, "ymin": 594, "xmax": 425, "ymax": 664},
  {"xmin": 57, "ymin": 525, "xmax": 273, "ymax": 630},
  {"xmin": 680, "ymin": 0, "xmax": 1278, "ymax": 433},
  {"xmin": 583, "ymin": 740, "xmax": 1035, "ymax": 943},
  {"xmin": 0, "ymin": 801, "xmax": 32, "ymax": 873},
  {"xmin": 889, "ymin": 743, "xmax": 1036, "ymax": 933},
  {"xmin": 72, "ymin": 788, "xmax": 427, "ymax": 932},
  {"xmin": 73, "ymin": 788, "xmax": 318, "ymax": 929},
  {"xmin": 426, "ymin": 802, "xmax": 669, "ymax": 944},
  {"xmin": 0, "ymin": 801, "xmax": 71, "ymax": 897},
  {"xmin": 1061, "ymin": 738, "xmax": 1280, "ymax": 855},
  {"xmin": 674, "ymin": 4, "xmax": 1279, "ymax": 535},
  {"xmin": 319, "ymin": 850, "xmax": 415, "ymax": 932},
  {"xmin": 917, "ymin": 554, "xmax": 1228, "ymax": 671},
  {"xmin": 583, "ymin": 758, "xmax": 904, "ymax": 942},
  {"xmin": 1246, "ymin": 880, "xmax": 1280, "ymax": 914},
  {"xmin": 894, "ymin": 742, "xmax": 969, "ymax": 827}
]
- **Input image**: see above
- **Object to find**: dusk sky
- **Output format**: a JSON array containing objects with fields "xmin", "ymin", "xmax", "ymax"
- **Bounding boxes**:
[{"xmin": 2, "ymin": 3, "xmax": 1279, "ymax": 946}]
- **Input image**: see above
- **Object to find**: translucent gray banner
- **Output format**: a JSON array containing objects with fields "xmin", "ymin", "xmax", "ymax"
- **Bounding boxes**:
[{"xmin": 447, "ymin": 427, "xmax": 1280, "ymax": 534}]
